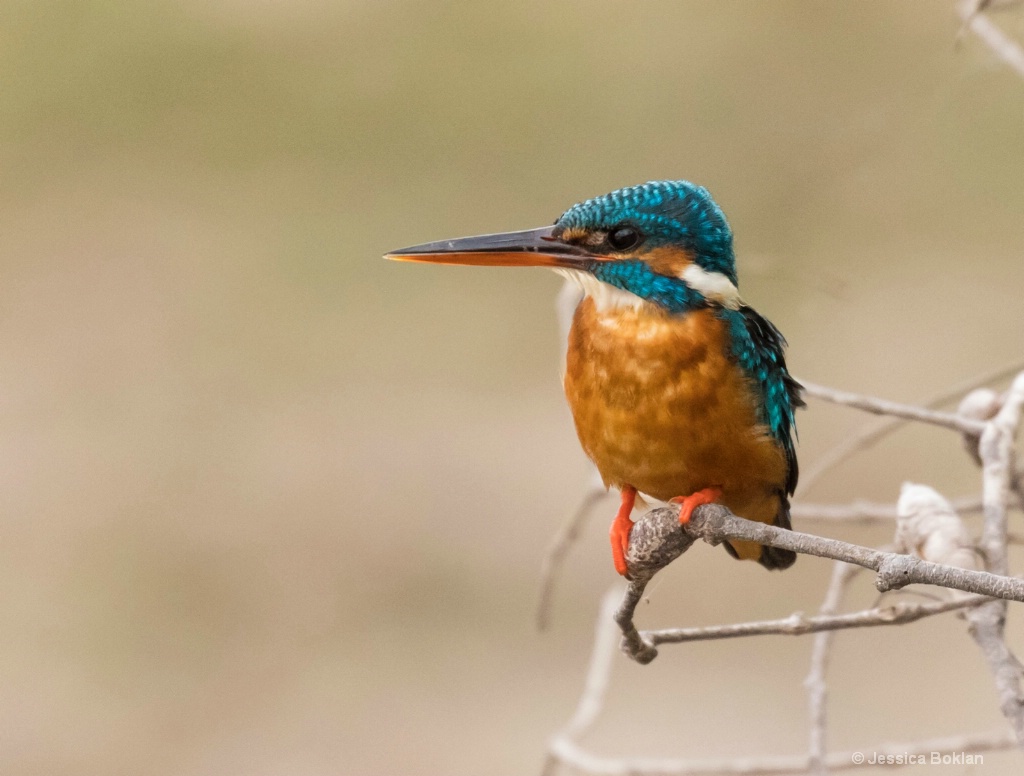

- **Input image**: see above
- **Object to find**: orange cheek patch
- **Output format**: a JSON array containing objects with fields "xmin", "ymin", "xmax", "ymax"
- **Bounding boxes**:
[{"xmin": 642, "ymin": 246, "xmax": 696, "ymax": 277}]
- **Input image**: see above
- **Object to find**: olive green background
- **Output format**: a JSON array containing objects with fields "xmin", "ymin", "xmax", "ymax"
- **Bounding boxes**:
[{"xmin": 2, "ymin": 2, "xmax": 1024, "ymax": 774}]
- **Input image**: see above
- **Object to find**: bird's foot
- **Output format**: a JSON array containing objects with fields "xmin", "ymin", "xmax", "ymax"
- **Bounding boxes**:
[
  {"xmin": 671, "ymin": 487, "xmax": 723, "ymax": 524},
  {"xmin": 609, "ymin": 485, "xmax": 637, "ymax": 577}
]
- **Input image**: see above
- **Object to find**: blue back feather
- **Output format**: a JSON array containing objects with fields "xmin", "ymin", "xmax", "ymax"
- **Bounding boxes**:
[{"xmin": 721, "ymin": 307, "xmax": 803, "ymax": 495}]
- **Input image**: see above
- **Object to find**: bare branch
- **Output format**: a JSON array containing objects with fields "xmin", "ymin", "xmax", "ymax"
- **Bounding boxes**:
[
  {"xmin": 643, "ymin": 593, "xmax": 987, "ymax": 646},
  {"xmin": 792, "ymin": 495, "xmax": 984, "ymax": 523},
  {"xmin": 613, "ymin": 581, "xmax": 659, "ymax": 664},
  {"xmin": 610, "ymin": 503, "xmax": 1024, "ymax": 664},
  {"xmin": 798, "ymin": 380, "xmax": 985, "ymax": 435},
  {"xmin": 666, "ymin": 505, "xmax": 1023, "ymax": 597},
  {"xmin": 558, "ymin": 588, "xmax": 621, "ymax": 741},
  {"xmin": 544, "ymin": 588, "xmax": 621, "ymax": 776},
  {"xmin": 968, "ymin": 372, "xmax": 1024, "ymax": 744},
  {"xmin": 613, "ymin": 512, "xmax": 698, "ymax": 664},
  {"xmin": 806, "ymin": 562, "xmax": 863, "ymax": 775}
]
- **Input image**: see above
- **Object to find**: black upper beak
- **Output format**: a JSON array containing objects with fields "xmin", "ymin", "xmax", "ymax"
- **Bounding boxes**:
[{"xmin": 384, "ymin": 226, "xmax": 592, "ymax": 268}]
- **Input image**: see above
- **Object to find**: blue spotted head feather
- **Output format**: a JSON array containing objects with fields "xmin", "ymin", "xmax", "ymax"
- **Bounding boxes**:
[{"xmin": 556, "ymin": 180, "xmax": 737, "ymax": 284}]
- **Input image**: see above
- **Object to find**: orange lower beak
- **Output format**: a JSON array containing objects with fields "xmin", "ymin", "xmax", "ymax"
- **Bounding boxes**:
[{"xmin": 384, "ymin": 226, "xmax": 592, "ymax": 268}]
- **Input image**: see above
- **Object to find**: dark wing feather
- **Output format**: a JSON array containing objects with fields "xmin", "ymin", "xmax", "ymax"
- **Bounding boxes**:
[{"xmin": 724, "ymin": 306, "xmax": 804, "ymax": 496}]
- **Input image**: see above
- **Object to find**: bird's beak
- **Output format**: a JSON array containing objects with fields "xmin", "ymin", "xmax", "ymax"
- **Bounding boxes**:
[{"xmin": 384, "ymin": 226, "xmax": 592, "ymax": 268}]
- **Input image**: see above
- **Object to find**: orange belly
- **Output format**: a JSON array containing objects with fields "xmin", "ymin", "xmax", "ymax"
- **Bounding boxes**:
[{"xmin": 563, "ymin": 298, "xmax": 786, "ymax": 558}]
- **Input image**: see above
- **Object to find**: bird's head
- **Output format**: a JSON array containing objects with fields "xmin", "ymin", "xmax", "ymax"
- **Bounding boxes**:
[{"xmin": 386, "ymin": 180, "xmax": 741, "ymax": 312}]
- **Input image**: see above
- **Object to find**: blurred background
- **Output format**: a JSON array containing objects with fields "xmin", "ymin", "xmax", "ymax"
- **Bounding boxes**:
[{"xmin": 2, "ymin": 1, "xmax": 1024, "ymax": 774}]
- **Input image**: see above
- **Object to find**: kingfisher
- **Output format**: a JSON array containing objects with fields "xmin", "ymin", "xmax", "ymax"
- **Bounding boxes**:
[{"xmin": 386, "ymin": 180, "xmax": 803, "ymax": 576}]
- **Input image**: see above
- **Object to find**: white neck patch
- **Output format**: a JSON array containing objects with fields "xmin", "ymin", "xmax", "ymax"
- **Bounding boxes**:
[
  {"xmin": 554, "ymin": 268, "xmax": 645, "ymax": 312},
  {"xmin": 680, "ymin": 264, "xmax": 743, "ymax": 310}
]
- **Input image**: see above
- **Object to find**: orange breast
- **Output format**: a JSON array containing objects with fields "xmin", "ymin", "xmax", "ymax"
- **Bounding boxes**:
[{"xmin": 563, "ymin": 298, "xmax": 787, "ymax": 539}]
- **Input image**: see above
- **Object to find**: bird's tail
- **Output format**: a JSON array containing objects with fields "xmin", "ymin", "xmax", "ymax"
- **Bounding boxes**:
[
  {"xmin": 757, "ymin": 496, "xmax": 797, "ymax": 570},
  {"xmin": 721, "ymin": 494, "xmax": 797, "ymax": 570}
]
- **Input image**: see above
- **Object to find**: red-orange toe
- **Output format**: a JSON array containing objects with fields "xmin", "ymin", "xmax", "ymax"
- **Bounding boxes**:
[
  {"xmin": 608, "ymin": 485, "xmax": 637, "ymax": 576},
  {"xmin": 671, "ymin": 487, "xmax": 723, "ymax": 524}
]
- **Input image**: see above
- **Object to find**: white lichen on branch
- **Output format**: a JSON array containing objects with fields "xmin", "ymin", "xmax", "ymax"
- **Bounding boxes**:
[{"xmin": 896, "ymin": 483, "xmax": 981, "ymax": 570}]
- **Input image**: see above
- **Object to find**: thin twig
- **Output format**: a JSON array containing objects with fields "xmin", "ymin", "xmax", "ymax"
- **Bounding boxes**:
[
  {"xmin": 561, "ymin": 588, "xmax": 621, "ymax": 740},
  {"xmin": 798, "ymin": 358, "xmax": 1024, "ymax": 496},
  {"xmin": 536, "ymin": 474, "xmax": 609, "ymax": 630},
  {"xmin": 642, "ymin": 593, "xmax": 987, "ymax": 646},
  {"xmin": 791, "ymin": 495, "xmax": 984, "ymax": 523},
  {"xmin": 545, "ymin": 588, "xmax": 622, "ymax": 776},
  {"xmin": 687, "ymin": 506, "xmax": 1019, "ymax": 595},
  {"xmin": 806, "ymin": 563, "xmax": 862, "ymax": 776},
  {"xmin": 799, "ymin": 380, "xmax": 985, "ymax": 435}
]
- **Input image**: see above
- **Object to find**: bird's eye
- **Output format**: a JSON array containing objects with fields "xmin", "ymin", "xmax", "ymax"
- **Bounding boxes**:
[{"xmin": 608, "ymin": 225, "xmax": 642, "ymax": 252}]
